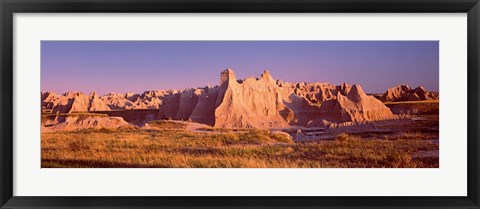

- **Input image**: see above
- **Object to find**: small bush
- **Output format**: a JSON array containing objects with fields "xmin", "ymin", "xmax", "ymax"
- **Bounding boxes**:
[
  {"xmin": 270, "ymin": 131, "xmax": 293, "ymax": 144},
  {"xmin": 386, "ymin": 152, "xmax": 414, "ymax": 168},
  {"xmin": 335, "ymin": 133, "xmax": 361, "ymax": 142},
  {"xmin": 336, "ymin": 133, "xmax": 349, "ymax": 142},
  {"xmin": 68, "ymin": 140, "xmax": 90, "ymax": 152}
]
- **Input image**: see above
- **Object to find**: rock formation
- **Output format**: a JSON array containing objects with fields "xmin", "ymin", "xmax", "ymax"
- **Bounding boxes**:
[
  {"xmin": 41, "ymin": 91, "xmax": 60, "ymax": 110},
  {"xmin": 46, "ymin": 92, "xmax": 111, "ymax": 113},
  {"xmin": 42, "ymin": 114, "xmax": 130, "ymax": 132},
  {"xmin": 158, "ymin": 91, "xmax": 181, "ymax": 119},
  {"xmin": 213, "ymin": 69, "xmax": 290, "ymax": 128},
  {"xmin": 101, "ymin": 93, "xmax": 134, "ymax": 109},
  {"xmin": 176, "ymin": 89, "xmax": 201, "ymax": 120},
  {"xmin": 317, "ymin": 84, "xmax": 395, "ymax": 123},
  {"xmin": 380, "ymin": 84, "xmax": 438, "ymax": 102},
  {"xmin": 101, "ymin": 91, "xmax": 163, "ymax": 110},
  {"xmin": 88, "ymin": 92, "xmax": 111, "ymax": 111},
  {"xmin": 189, "ymin": 87, "xmax": 219, "ymax": 126},
  {"xmin": 278, "ymin": 81, "xmax": 351, "ymax": 104},
  {"xmin": 43, "ymin": 69, "xmax": 400, "ymax": 129}
]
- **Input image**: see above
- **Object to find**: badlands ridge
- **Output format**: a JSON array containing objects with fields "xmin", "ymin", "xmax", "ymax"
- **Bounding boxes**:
[{"xmin": 41, "ymin": 69, "xmax": 438, "ymax": 130}]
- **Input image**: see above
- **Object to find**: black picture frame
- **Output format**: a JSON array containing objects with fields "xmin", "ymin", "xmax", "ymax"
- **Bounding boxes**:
[{"xmin": 1, "ymin": 0, "xmax": 479, "ymax": 208}]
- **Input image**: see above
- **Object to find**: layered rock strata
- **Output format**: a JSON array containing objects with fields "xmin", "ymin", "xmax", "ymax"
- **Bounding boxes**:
[
  {"xmin": 380, "ymin": 84, "xmax": 438, "ymax": 102},
  {"xmin": 43, "ymin": 69, "xmax": 399, "ymax": 128}
]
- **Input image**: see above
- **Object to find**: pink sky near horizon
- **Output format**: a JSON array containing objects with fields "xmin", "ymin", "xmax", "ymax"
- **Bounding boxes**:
[{"xmin": 41, "ymin": 41, "xmax": 439, "ymax": 95}]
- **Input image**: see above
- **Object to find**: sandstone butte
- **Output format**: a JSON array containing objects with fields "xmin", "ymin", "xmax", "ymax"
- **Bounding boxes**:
[
  {"xmin": 380, "ymin": 84, "xmax": 438, "ymax": 102},
  {"xmin": 42, "ymin": 91, "xmax": 111, "ymax": 113},
  {"xmin": 42, "ymin": 69, "xmax": 436, "ymax": 129}
]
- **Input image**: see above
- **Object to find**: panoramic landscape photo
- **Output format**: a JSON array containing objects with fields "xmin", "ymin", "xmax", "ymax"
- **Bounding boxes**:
[{"xmin": 41, "ymin": 41, "xmax": 439, "ymax": 168}]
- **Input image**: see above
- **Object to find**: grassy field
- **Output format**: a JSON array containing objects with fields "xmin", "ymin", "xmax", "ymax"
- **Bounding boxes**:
[
  {"xmin": 383, "ymin": 100, "xmax": 439, "ymax": 105},
  {"xmin": 42, "ymin": 126, "xmax": 439, "ymax": 168},
  {"xmin": 384, "ymin": 100, "xmax": 439, "ymax": 115},
  {"xmin": 41, "ymin": 113, "xmax": 109, "ymax": 123}
]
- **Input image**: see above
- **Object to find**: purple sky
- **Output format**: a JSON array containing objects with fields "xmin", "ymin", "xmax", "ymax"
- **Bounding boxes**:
[{"xmin": 41, "ymin": 41, "xmax": 439, "ymax": 95}]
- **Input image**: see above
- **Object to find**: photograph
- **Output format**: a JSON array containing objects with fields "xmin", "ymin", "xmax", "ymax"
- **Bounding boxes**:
[{"xmin": 40, "ymin": 41, "xmax": 439, "ymax": 168}]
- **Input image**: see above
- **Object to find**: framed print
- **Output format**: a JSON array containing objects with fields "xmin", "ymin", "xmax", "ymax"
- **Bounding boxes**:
[{"xmin": 1, "ymin": 0, "xmax": 479, "ymax": 208}]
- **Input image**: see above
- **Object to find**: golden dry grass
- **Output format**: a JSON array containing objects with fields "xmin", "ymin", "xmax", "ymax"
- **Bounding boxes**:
[
  {"xmin": 196, "ymin": 127, "xmax": 247, "ymax": 132},
  {"xmin": 383, "ymin": 100, "xmax": 439, "ymax": 105},
  {"xmin": 148, "ymin": 120, "xmax": 187, "ymax": 129},
  {"xmin": 41, "ymin": 127, "xmax": 438, "ymax": 168},
  {"xmin": 385, "ymin": 100, "xmax": 439, "ymax": 115},
  {"xmin": 41, "ymin": 113, "xmax": 109, "ymax": 123}
]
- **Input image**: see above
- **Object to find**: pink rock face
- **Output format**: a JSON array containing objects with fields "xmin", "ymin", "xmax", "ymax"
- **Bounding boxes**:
[
  {"xmin": 380, "ymin": 84, "xmax": 438, "ymax": 102},
  {"xmin": 279, "ymin": 80, "xmax": 352, "ymax": 105},
  {"xmin": 48, "ymin": 92, "xmax": 111, "ymax": 113},
  {"xmin": 157, "ymin": 92, "xmax": 181, "ymax": 119},
  {"xmin": 318, "ymin": 84, "xmax": 395, "ymax": 123},
  {"xmin": 88, "ymin": 92, "xmax": 111, "ymax": 111},
  {"xmin": 42, "ymin": 114, "xmax": 130, "ymax": 132},
  {"xmin": 213, "ymin": 69, "xmax": 290, "ymax": 128},
  {"xmin": 41, "ymin": 91, "xmax": 59, "ymax": 109},
  {"xmin": 189, "ymin": 87, "xmax": 218, "ymax": 126},
  {"xmin": 43, "ymin": 69, "xmax": 402, "ymax": 128},
  {"xmin": 175, "ymin": 89, "xmax": 200, "ymax": 120},
  {"xmin": 100, "ymin": 93, "xmax": 134, "ymax": 109}
]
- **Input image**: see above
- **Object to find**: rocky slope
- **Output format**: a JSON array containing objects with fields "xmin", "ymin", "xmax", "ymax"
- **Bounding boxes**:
[
  {"xmin": 42, "ymin": 91, "xmax": 111, "ymax": 113},
  {"xmin": 317, "ymin": 84, "xmax": 395, "ymax": 123},
  {"xmin": 42, "ymin": 69, "xmax": 402, "ymax": 128},
  {"xmin": 213, "ymin": 69, "xmax": 290, "ymax": 128},
  {"xmin": 380, "ymin": 84, "xmax": 438, "ymax": 102},
  {"xmin": 41, "ymin": 114, "xmax": 130, "ymax": 132}
]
